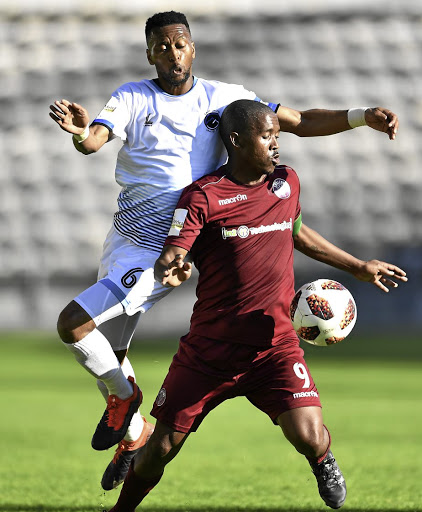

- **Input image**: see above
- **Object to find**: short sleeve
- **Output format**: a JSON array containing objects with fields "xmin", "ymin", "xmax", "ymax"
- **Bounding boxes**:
[
  {"xmin": 92, "ymin": 87, "xmax": 132, "ymax": 141},
  {"xmin": 165, "ymin": 185, "xmax": 209, "ymax": 251}
]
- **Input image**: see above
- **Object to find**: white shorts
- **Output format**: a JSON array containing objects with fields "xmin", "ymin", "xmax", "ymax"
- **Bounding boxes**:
[{"xmin": 74, "ymin": 226, "xmax": 173, "ymax": 350}]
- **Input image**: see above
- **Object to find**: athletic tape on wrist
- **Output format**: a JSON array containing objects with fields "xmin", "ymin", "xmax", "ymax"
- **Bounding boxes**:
[
  {"xmin": 347, "ymin": 108, "xmax": 369, "ymax": 128},
  {"xmin": 73, "ymin": 125, "xmax": 90, "ymax": 143}
]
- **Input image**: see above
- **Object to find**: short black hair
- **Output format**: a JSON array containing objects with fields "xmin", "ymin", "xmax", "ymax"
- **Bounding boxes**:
[
  {"xmin": 145, "ymin": 11, "xmax": 191, "ymax": 43},
  {"xmin": 219, "ymin": 100, "xmax": 276, "ymax": 151}
]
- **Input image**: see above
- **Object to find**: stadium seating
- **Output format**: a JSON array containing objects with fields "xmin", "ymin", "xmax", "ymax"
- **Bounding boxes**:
[{"xmin": 1, "ymin": 5, "xmax": 421, "ymax": 332}]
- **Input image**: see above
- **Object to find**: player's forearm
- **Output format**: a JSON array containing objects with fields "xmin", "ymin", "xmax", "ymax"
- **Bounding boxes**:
[
  {"xmin": 72, "ymin": 133, "xmax": 103, "ymax": 154},
  {"xmin": 72, "ymin": 125, "xmax": 110, "ymax": 155},
  {"xmin": 154, "ymin": 245, "xmax": 188, "ymax": 283},
  {"xmin": 72, "ymin": 136, "xmax": 93, "ymax": 154},
  {"xmin": 294, "ymin": 224, "xmax": 364, "ymax": 275},
  {"xmin": 279, "ymin": 107, "xmax": 350, "ymax": 137}
]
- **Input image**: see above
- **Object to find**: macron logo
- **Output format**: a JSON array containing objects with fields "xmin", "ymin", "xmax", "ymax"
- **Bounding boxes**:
[
  {"xmin": 293, "ymin": 391, "xmax": 319, "ymax": 399},
  {"xmin": 218, "ymin": 194, "xmax": 247, "ymax": 206}
]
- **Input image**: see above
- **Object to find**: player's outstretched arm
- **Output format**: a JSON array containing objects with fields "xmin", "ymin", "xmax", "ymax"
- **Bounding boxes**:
[
  {"xmin": 49, "ymin": 99, "xmax": 109, "ymax": 154},
  {"xmin": 293, "ymin": 223, "xmax": 407, "ymax": 292},
  {"xmin": 276, "ymin": 105, "xmax": 398, "ymax": 140},
  {"xmin": 154, "ymin": 246, "xmax": 191, "ymax": 287}
]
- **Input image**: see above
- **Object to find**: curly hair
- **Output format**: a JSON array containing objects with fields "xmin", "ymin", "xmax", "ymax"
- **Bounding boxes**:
[{"xmin": 145, "ymin": 11, "xmax": 191, "ymax": 42}]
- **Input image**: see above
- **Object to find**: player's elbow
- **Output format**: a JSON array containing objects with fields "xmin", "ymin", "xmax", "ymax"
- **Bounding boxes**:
[
  {"xmin": 72, "ymin": 138, "xmax": 101, "ymax": 155},
  {"xmin": 74, "ymin": 144, "xmax": 98, "ymax": 156},
  {"xmin": 289, "ymin": 122, "xmax": 314, "ymax": 138},
  {"xmin": 293, "ymin": 233, "xmax": 305, "ymax": 251},
  {"xmin": 287, "ymin": 111, "xmax": 324, "ymax": 138},
  {"xmin": 287, "ymin": 122, "xmax": 307, "ymax": 137},
  {"xmin": 81, "ymin": 147, "xmax": 98, "ymax": 155}
]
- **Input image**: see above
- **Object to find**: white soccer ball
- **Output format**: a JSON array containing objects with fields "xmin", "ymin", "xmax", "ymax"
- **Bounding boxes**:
[{"xmin": 289, "ymin": 279, "xmax": 357, "ymax": 346}]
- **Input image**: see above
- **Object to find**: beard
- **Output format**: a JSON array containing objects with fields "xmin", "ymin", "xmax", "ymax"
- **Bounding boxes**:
[{"xmin": 161, "ymin": 68, "xmax": 191, "ymax": 88}]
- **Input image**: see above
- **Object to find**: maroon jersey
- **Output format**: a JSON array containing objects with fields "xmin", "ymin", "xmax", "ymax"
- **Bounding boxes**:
[{"xmin": 165, "ymin": 165, "xmax": 301, "ymax": 347}]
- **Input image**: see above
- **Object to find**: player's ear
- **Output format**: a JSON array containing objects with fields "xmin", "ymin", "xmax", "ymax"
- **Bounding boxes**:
[
  {"xmin": 230, "ymin": 132, "xmax": 240, "ymax": 148},
  {"xmin": 146, "ymin": 48, "xmax": 154, "ymax": 66},
  {"xmin": 191, "ymin": 41, "xmax": 196, "ymax": 59}
]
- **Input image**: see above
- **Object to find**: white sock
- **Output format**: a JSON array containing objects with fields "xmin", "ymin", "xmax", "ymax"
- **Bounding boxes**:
[
  {"xmin": 64, "ymin": 329, "xmax": 133, "ymax": 399},
  {"xmin": 120, "ymin": 358, "xmax": 144, "ymax": 441},
  {"xmin": 96, "ymin": 356, "xmax": 144, "ymax": 442}
]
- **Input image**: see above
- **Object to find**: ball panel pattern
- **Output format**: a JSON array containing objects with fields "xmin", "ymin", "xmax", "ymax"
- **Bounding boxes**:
[
  {"xmin": 340, "ymin": 299, "xmax": 356, "ymax": 330},
  {"xmin": 321, "ymin": 280, "xmax": 346, "ymax": 291},
  {"xmin": 289, "ymin": 290, "xmax": 302, "ymax": 321},
  {"xmin": 298, "ymin": 325, "xmax": 321, "ymax": 341},
  {"xmin": 306, "ymin": 294, "xmax": 334, "ymax": 320}
]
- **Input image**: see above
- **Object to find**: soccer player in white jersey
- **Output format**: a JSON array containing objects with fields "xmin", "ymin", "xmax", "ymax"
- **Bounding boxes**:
[{"xmin": 49, "ymin": 11, "xmax": 399, "ymax": 491}]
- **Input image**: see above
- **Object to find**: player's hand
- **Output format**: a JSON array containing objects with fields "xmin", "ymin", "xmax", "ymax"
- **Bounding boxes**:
[
  {"xmin": 161, "ymin": 254, "xmax": 192, "ymax": 287},
  {"xmin": 353, "ymin": 259, "xmax": 407, "ymax": 292},
  {"xmin": 49, "ymin": 99, "xmax": 90, "ymax": 135},
  {"xmin": 365, "ymin": 107, "xmax": 398, "ymax": 140}
]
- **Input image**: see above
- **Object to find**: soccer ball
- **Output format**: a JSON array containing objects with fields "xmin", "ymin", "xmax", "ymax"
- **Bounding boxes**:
[{"xmin": 289, "ymin": 279, "xmax": 357, "ymax": 346}]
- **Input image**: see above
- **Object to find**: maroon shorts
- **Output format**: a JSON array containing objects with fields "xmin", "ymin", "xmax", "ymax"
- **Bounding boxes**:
[{"xmin": 151, "ymin": 334, "xmax": 321, "ymax": 433}]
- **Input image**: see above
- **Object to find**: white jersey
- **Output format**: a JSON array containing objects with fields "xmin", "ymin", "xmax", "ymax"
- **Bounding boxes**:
[{"xmin": 93, "ymin": 77, "xmax": 277, "ymax": 252}]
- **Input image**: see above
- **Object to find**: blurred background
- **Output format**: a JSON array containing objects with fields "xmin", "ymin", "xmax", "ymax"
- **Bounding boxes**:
[
  {"xmin": 3, "ymin": 5, "xmax": 421, "ymax": 508},
  {"xmin": 1, "ymin": 0, "xmax": 421, "ymax": 340}
]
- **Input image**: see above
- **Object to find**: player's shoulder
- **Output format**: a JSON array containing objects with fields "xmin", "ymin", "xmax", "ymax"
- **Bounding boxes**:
[
  {"xmin": 112, "ymin": 79, "xmax": 155, "ymax": 96},
  {"xmin": 274, "ymin": 164, "xmax": 299, "ymax": 182},
  {"xmin": 109, "ymin": 80, "xmax": 159, "ymax": 113},
  {"xmin": 270, "ymin": 165, "xmax": 300, "ymax": 194},
  {"xmin": 181, "ymin": 168, "xmax": 227, "ymax": 195},
  {"xmin": 197, "ymin": 77, "xmax": 255, "ymax": 96},
  {"xmin": 194, "ymin": 167, "xmax": 228, "ymax": 189}
]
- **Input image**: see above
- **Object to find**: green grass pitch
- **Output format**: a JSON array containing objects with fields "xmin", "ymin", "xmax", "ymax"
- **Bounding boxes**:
[{"xmin": 1, "ymin": 332, "xmax": 421, "ymax": 512}]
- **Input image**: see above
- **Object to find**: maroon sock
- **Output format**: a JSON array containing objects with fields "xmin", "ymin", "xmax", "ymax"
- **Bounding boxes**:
[
  {"xmin": 307, "ymin": 425, "xmax": 332, "ymax": 467},
  {"xmin": 108, "ymin": 465, "xmax": 163, "ymax": 512}
]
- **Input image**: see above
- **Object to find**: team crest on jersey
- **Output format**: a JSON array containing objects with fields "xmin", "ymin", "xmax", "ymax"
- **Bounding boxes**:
[
  {"xmin": 121, "ymin": 268, "xmax": 144, "ymax": 288},
  {"xmin": 155, "ymin": 388, "xmax": 166, "ymax": 406},
  {"xmin": 272, "ymin": 178, "xmax": 291, "ymax": 199},
  {"xmin": 204, "ymin": 111, "xmax": 221, "ymax": 131}
]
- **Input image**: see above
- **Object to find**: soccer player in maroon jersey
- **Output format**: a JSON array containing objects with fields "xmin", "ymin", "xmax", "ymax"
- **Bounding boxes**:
[
  {"xmin": 50, "ymin": 10, "xmax": 400, "ymax": 491},
  {"xmin": 107, "ymin": 100, "xmax": 407, "ymax": 511}
]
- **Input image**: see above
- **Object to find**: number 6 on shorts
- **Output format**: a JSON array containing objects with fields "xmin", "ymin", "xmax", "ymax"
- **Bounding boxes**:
[{"xmin": 293, "ymin": 362, "xmax": 310, "ymax": 388}]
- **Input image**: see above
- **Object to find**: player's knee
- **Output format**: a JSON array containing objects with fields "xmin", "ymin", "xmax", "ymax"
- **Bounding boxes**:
[
  {"xmin": 57, "ymin": 301, "xmax": 95, "ymax": 344},
  {"xmin": 136, "ymin": 435, "xmax": 173, "ymax": 475},
  {"xmin": 149, "ymin": 435, "xmax": 175, "ymax": 460},
  {"xmin": 141, "ymin": 430, "xmax": 185, "ymax": 472},
  {"xmin": 292, "ymin": 423, "xmax": 326, "ymax": 458}
]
